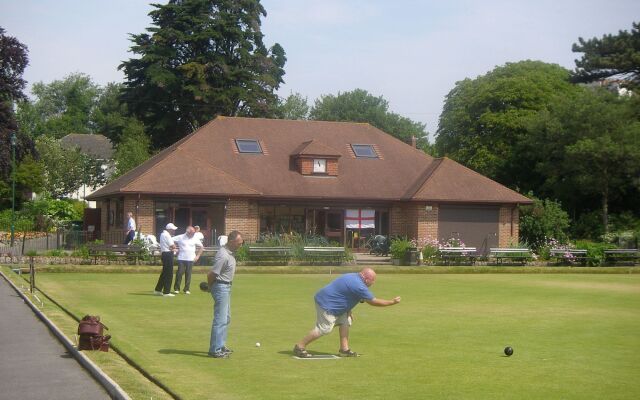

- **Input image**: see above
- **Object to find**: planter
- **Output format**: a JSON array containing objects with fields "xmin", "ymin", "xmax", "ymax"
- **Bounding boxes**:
[{"xmin": 391, "ymin": 258, "xmax": 401, "ymax": 266}]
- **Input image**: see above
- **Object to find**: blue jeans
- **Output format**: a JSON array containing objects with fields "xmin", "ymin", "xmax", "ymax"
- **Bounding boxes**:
[{"xmin": 209, "ymin": 283, "xmax": 231, "ymax": 354}]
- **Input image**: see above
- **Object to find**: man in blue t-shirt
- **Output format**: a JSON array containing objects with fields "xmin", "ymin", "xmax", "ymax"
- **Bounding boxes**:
[{"xmin": 293, "ymin": 267, "xmax": 401, "ymax": 358}]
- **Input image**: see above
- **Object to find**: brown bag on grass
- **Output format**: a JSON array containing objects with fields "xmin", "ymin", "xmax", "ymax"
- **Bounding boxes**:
[{"xmin": 77, "ymin": 315, "xmax": 111, "ymax": 352}]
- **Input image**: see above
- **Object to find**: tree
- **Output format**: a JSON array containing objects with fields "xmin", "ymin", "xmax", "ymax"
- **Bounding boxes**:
[
  {"xmin": 309, "ymin": 89, "xmax": 430, "ymax": 150},
  {"xmin": 525, "ymin": 87, "xmax": 640, "ymax": 232},
  {"xmin": 113, "ymin": 119, "xmax": 152, "ymax": 178},
  {"xmin": 435, "ymin": 60, "xmax": 579, "ymax": 187},
  {"xmin": 119, "ymin": 0, "xmax": 287, "ymax": 149},
  {"xmin": 0, "ymin": 27, "xmax": 34, "ymax": 196},
  {"xmin": 572, "ymin": 22, "xmax": 640, "ymax": 90},
  {"xmin": 276, "ymin": 92, "xmax": 309, "ymax": 120},
  {"xmin": 17, "ymin": 73, "xmax": 100, "ymax": 139},
  {"xmin": 35, "ymin": 136, "xmax": 106, "ymax": 199}
]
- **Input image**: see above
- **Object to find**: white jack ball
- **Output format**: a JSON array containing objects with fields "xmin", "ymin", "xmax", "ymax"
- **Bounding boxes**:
[{"xmin": 255, "ymin": 342, "xmax": 261, "ymax": 347}]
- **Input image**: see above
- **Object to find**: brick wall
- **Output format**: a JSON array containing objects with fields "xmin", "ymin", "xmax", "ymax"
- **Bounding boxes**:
[
  {"xmin": 327, "ymin": 159, "xmax": 338, "ymax": 176},
  {"xmin": 300, "ymin": 158, "xmax": 313, "ymax": 175},
  {"xmin": 225, "ymin": 198, "xmax": 259, "ymax": 242},
  {"xmin": 498, "ymin": 206, "xmax": 520, "ymax": 247},
  {"xmin": 135, "ymin": 198, "xmax": 154, "ymax": 235},
  {"xmin": 389, "ymin": 203, "xmax": 438, "ymax": 241}
]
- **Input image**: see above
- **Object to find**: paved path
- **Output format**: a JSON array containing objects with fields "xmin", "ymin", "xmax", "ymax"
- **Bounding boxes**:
[{"xmin": 0, "ymin": 277, "xmax": 110, "ymax": 400}]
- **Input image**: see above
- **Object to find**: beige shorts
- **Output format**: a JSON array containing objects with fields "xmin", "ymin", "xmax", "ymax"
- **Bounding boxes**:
[{"xmin": 314, "ymin": 302, "xmax": 351, "ymax": 336}]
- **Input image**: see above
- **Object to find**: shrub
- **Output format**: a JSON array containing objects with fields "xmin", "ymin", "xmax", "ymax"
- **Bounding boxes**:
[
  {"xmin": 46, "ymin": 249, "xmax": 65, "ymax": 257},
  {"xmin": 390, "ymin": 237, "xmax": 412, "ymax": 261},
  {"xmin": 519, "ymin": 195, "xmax": 570, "ymax": 250},
  {"xmin": 574, "ymin": 240, "xmax": 611, "ymax": 267}
]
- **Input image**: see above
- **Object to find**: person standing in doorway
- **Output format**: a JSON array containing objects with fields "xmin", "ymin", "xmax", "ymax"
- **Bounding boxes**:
[
  {"xmin": 173, "ymin": 226, "xmax": 204, "ymax": 294},
  {"xmin": 207, "ymin": 230, "xmax": 243, "ymax": 358},
  {"xmin": 154, "ymin": 223, "xmax": 178, "ymax": 297},
  {"xmin": 124, "ymin": 212, "xmax": 136, "ymax": 244},
  {"xmin": 194, "ymin": 225, "xmax": 205, "ymax": 244}
]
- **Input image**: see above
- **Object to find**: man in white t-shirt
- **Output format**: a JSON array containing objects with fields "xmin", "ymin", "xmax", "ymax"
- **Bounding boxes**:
[
  {"xmin": 194, "ymin": 225, "xmax": 205, "ymax": 244},
  {"xmin": 154, "ymin": 223, "xmax": 177, "ymax": 297},
  {"xmin": 173, "ymin": 226, "xmax": 204, "ymax": 294},
  {"xmin": 124, "ymin": 212, "xmax": 136, "ymax": 244}
]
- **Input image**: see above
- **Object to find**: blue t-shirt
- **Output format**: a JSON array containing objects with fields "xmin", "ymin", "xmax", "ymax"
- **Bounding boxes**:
[{"xmin": 314, "ymin": 273, "xmax": 374, "ymax": 315}]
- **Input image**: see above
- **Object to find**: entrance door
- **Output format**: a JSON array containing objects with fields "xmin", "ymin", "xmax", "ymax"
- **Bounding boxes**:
[{"xmin": 325, "ymin": 211, "xmax": 343, "ymax": 244}]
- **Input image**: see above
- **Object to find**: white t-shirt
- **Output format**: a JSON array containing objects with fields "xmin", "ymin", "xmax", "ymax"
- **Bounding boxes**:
[
  {"xmin": 159, "ymin": 230, "xmax": 175, "ymax": 252},
  {"xmin": 127, "ymin": 217, "xmax": 136, "ymax": 232},
  {"xmin": 173, "ymin": 233, "xmax": 203, "ymax": 261},
  {"xmin": 194, "ymin": 231, "xmax": 204, "ymax": 244}
]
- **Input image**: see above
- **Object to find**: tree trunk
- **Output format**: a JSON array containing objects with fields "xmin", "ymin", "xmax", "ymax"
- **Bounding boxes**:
[{"xmin": 602, "ymin": 186, "xmax": 609, "ymax": 234}]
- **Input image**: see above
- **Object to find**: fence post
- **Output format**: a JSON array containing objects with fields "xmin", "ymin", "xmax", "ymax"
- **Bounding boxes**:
[{"xmin": 29, "ymin": 256, "xmax": 35, "ymax": 293}]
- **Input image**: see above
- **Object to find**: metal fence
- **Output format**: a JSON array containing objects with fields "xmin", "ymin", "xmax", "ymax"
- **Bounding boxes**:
[{"xmin": 0, "ymin": 229, "xmax": 129, "ymax": 257}]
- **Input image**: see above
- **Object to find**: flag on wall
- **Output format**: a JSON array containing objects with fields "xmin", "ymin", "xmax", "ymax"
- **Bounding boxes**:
[{"xmin": 345, "ymin": 209, "xmax": 375, "ymax": 229}]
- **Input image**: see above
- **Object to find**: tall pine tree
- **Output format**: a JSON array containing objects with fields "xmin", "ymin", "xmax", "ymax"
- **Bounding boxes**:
[{"xmin": 120, "ymin": 0, "xmax": 286, "ymax": 149}]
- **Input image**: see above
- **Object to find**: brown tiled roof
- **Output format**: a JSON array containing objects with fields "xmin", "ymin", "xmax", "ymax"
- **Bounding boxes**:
[
  {"xmin": 88, "ymin": 117, "xmax": 531, "ymax": 204},
  {"xmin": 291, "ymin": 140, "xmax": 341, "ymax": 157},
  {"xmin": 411, "ymin": 158, "xmax": 531, "ymax": 203},
  {"xmin": 60, "ymin": 133, "xmax": 114, "ymax": 159}
]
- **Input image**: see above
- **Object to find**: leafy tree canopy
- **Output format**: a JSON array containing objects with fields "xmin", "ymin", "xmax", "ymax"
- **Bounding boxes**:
[
  {"xmin": 435, "ymin": 60, "xmax": 578, "ymax": 186},
  {"xmin": 524, "ymin": 87, "xmax": 640, "ymax": 232},
  {"xmin": 35, "ymin": 136, "xmax": 106, "ymax": 199},
  {"xmin": 120, "ymin": 0, "xmax": 286, "ymax": 149},
  {"xmin": 0, "ymin": 27, "xmax": 35, "ymax": 191},
  {"xmin": 17, "ymin": 73, "xmax": 100, "ymax": 138},
  {"xmin": 276, "ymin": 92, "xmax": 309, "ymax": 120},
  {"xmin": 309, "ymin": 89, "xmax": 430, "ymax": 151},
  {"xmin": 572, "ymin": 22, "xmax": 640, "ymax": 89},
  {"xmin": 112, "ymin": 119, "xmax": 152, "ymax": 178}
]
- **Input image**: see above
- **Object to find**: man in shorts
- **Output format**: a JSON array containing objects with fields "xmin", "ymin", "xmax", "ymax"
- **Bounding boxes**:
[{"xmin": 293, "ymin": 267, "xmax": 401, "ymax": 357}]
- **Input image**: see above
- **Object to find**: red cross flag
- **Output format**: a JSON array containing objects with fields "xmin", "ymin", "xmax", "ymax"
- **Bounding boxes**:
[{"xmin": 345, "ymin": 209, "xmax": 375, "ymax": 229}]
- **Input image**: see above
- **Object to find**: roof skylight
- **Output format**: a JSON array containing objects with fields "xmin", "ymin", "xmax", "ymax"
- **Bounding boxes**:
[
  {"xmin": 351, "ymin": 144, "xmax": 378, "ymax": 158},
  {"xmin": 235, "ymin": 139, "xmax": 263, "ymax": 154}
]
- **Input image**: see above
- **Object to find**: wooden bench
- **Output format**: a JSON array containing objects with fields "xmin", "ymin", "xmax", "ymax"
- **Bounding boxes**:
[
  {"xmin": 604, "ymin": 249, "xmax": 639, "ymax": 266},
  {"xmin": 87, "ymin": 244, "xmax": 143, "ymax": 265},
  {"xmin": 248, "ymin": 246, "xmax": 292, "ymax": 263},
  {"xmin": 550, "ymin": 249, "xmax": 588, "ymax": 265},
  {"xmin": 437, "ymin": 247, "xmax": 478, "ymax": 265},
  {"xmin": 303, "ymin": 246, "xmax": 346, "ymax": 264},
  {"xmin": 489, "ymin": 248, "xmax": 532, "ymax": 265}
]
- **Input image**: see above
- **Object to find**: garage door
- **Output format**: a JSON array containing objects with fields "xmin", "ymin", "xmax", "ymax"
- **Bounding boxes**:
[{"xmin": 438, "ymin": 205, "xmax": 499, "ymax": 254}]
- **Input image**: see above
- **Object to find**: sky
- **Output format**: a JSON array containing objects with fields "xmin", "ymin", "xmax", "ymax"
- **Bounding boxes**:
[{"xmin": 1, "ymin": 0, "xmax": 639, "ymax": 138}]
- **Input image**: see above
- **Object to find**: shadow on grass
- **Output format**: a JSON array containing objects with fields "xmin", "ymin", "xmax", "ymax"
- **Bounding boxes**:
[
  {"xmin": 159, "ymin": 349, "xmax": 211, "ymax": 358},
  {"xmin": 128, "ymin": 292, "xmax": 160, "ymax": 296},
  {"xmin": 277, "ymin": 349, "xmax": 337, "ymax": 357}
]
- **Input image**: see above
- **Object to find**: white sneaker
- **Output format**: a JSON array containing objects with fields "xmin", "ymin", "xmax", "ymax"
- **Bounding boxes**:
[
  {"xmin": 154, "ymin": 291, "xmax": 162, "ymax": 296},
  {"xmin": 173, "ymin": 290, "xmax": 180, "ymax": 294},
  {"xmin": 163, "ymin": 293, "xmax": 175, "ymax": 297},
  {"xmin": 184, "ymin": 291, "xmax": 191, "ymax": 295}
]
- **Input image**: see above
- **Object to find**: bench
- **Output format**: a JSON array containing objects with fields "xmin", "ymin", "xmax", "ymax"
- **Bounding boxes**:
[
  {"xmin": 437, "ymin": 247, "xmax": 478, "ymax": 265},
  {"xmin": 87, "ymin": 244, "xmax": 143, "ymax": 265},
  {"xmin": 303, "ymin": 246, "xmax": 346, "ymax": 264},
  {"xmin": 604, "ymin": 249, "xmax": 639, "ymax": 266},
  {"xmin": 549, "ymin": 249, "xmax": 589, "ymax": 265},
  {"xmin": 489, "ymin": 248, "xmax": 532, "ymax": 265},
  {"xmin": 248, "ymin": 246, "xmax": 292, "ymax": 263}
]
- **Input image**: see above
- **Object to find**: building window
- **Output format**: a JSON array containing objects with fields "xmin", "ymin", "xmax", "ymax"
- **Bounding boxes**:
[
  {"xmin": 235, "ymin": 139, "xmax": 263, "ymax": 154},
  {"xmin": 351, "ymin": 144, "xmax": 378, "ymax": 158},
  {"xmin": 313, "ymin": 159, "xmax": 327, "ymax": 173}
]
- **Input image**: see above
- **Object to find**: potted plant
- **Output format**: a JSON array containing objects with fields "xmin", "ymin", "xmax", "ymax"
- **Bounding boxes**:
[{"xmin": 390, "ymin": 238, "xmax": 412, "ymax": 265}]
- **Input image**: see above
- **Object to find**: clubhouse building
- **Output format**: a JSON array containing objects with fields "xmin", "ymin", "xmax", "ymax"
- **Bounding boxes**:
[{"xmin": 86, "ymin": 117, "xmax": 531, "ymax": 252}]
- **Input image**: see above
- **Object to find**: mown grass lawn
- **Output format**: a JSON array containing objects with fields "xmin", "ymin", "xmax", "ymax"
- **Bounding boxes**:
[{"xmin": 33, "ymin": 272, "xmax": 640, "ymax": 400}]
